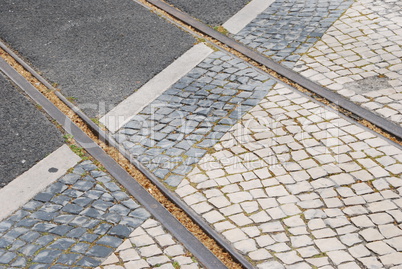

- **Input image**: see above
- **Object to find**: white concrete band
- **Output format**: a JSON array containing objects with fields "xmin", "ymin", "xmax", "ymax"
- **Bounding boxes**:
[
  {"xmin": 0, "ymin": 144, "xmax": 81, "ymax": 221},
  {"xmin": 223, "ymin": 0, "xmax": 275, "ymax": 34},
  {"xmin": 100, "ymin": 43, "xmax": 214, "ymax": 133}
]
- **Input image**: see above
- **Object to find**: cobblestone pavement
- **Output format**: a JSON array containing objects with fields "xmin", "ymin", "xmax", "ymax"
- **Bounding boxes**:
[
  {"xmin": 114, "ymin": 44, "xmax": 402, "ymax": 267},
  {"xmin": 0, "ymin": 160, "xmax": 200, "ymax": 268},
  {"xmin": 177, "ymin": 82, "xmax": 402, "ymax": 268},
  {"xmin": 233, "ymin": 0, "xmax": 353, "ymax": 68},
  {"xmin": 294, "ymin": 0, "xmax": 402, "ymax": 126},
  {"xmin": 232, "ymin": 0, "xmax": 402, "ymax": 127},
  {"xmin": 98, "ymin": 219, "xmax": 202, "ymax": 269},
  {"xmin": 115, "ymin": 51, "xmax": 275, "ymax": 186},
  {"xmin": 4, "ymin": 1, "xmax": 401, "ymax": 266}
]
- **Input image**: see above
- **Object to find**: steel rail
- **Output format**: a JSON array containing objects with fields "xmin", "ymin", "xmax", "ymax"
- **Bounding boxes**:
[
  {"xmin": 146, "ymin": 0, "xmax": 402, "ymax": 141},
  {"xmin": 0, "ymin": 40, "xmax": 254, "ymax": 269},
  {"xmin": 0, "ymin": 56, "xmax": 228, "ymax": 269}
]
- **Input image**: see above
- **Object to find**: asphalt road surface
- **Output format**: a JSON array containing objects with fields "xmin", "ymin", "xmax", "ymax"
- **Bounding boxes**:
[
  {"xmin": 0, "ymin": 0, "xmax": 195, "ymax": 117},
  {"xmin": 0, "ymin": 73, "xmax": 63, "ymax": 187},
  {"xmin": 165, "ymin": 0, "xmax": 250, "ymax": 26}
]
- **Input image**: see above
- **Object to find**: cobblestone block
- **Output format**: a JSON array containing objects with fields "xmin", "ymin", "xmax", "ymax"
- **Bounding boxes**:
[
  {"xmin": 369, "ymin": 213, "xmax": 394, "ymax": 225},
  {"xmin": 275, "ymin": 251, "xmax": 302, "ymax": 265},
  {"xmin": 386, "ymin": 236, "xmax": 402, "ymax": 251},
  {"xmin": 315, "ymin": 238, "xmax": 346, "ymax": 252},
  {"xmin": 380, "ymin": 252, "xmax": 402, "ymax": 267},
  {"xmin": 359, "ymin": 228, "xmax": 385, "ymax": 242},
  {"xmin": 378, "ymin": 224, "xmax": 402, "ymax": 238},
  {"xmin": 327, "ymin": 250, "xmax": 354, "ymax": 265},
  {"xmin": 233, "ymin": 239, "xmax": 258, "ymax": 254},
  {"xmin": 366, "ymin": 241, "xmax": 395, "ymax": 255}
]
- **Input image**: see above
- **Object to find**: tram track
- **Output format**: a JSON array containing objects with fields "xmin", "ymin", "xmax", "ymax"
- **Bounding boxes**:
[
  {"xmin": 0, "ymin": 45, "xmax": 244, "ymax": 269},
  {"xmin": 1, "ymin": 1, "xmax": 402, "ymax": 268}
]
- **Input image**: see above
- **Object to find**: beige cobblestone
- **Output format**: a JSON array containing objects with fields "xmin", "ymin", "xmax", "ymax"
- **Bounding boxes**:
[
  {"xmin": 174, "ymin": 80, "xmax": 402, "ymax": 267},
  {"xmin": 99, "ymin": 219, "xmax": 201, "ymax": 269}
]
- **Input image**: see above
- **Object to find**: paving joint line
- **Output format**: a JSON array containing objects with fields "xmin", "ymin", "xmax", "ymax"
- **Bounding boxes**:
[
  {"xmin": 145, "ymin": 0, "xmax": 402, "ymax": 142},
  {"xmin": 0, "ymin": 56, "xmax": 227, "ymax": 269}
]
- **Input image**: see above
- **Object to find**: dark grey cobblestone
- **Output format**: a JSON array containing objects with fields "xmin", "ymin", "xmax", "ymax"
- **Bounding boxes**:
[
  {"xmin": 0, "ymin": 160, "xmax": 151, "ymax": 268},
  {"xmin": 233, "ymin": 0, "xmax": 353, "ymax": 68},
  {"xmin": 116, "ymin": 51, "xmax": 276, "ymax": 186}
]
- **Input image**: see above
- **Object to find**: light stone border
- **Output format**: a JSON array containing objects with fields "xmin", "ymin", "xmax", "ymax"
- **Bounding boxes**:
[
  {"xmin": 0, "ymin": 144, "xmax": 81, "ymax": 221},
  {"xmin": 222, "ymin": 0, "xmax": 276, "ymax": 34},
  {"xmin": 100, "ymin": 43, "xmax": 213, "ymax": 133}
]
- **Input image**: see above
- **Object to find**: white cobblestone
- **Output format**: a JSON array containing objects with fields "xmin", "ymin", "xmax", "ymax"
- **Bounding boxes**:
[
  {"xmin": 172, "ymin": 63, "xmax": 402, "ymax": 268},
  {"xmin": 359, "ymin": 228, "xmax": 385, "ymax": 241},
  {"xmin": 380, "ymin": 252, "xmax": 402, "ymax": 266},
  {"xmin": 275, "ymin": 251, "xmax": 303, "ymax": 265},
  {"xmin": 99, "ymin": 218, "xmax": 201, "ymax": 269},
  {"xmin": 366, "ymin": 241, "xmax": 395, "ymax": 255},
  {"xmin": 327, "ymin": 250, "xmax": 354, "ymax": 265}
]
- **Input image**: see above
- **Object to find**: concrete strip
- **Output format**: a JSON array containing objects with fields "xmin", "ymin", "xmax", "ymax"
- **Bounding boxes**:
[
  {"xmin": 100, "ymin": 43, "xmax": 213, "ymax": 133},
  {"xmin": 222, "ymin": 0, "xmax": 275, "ymax": 34},
  {"xmin": 0, "ymin": 144, "xmax": 81, "ymax": 221}
]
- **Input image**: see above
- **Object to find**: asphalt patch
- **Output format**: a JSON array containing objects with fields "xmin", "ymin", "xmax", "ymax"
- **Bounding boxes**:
[
  {"xmin": 165, "ymin": 0, "xmax": 250, "ymax": 26},
  {"xmin": 344, "ymin": 76, "xmax": 391, "ymax": 94},
  {"xmin": 0, "ymin": 0, "xmax": 195, "ymax": 117},
  {"xmin": 0, "ymin": 73, "xmax": 63, "ymax": 187}
]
